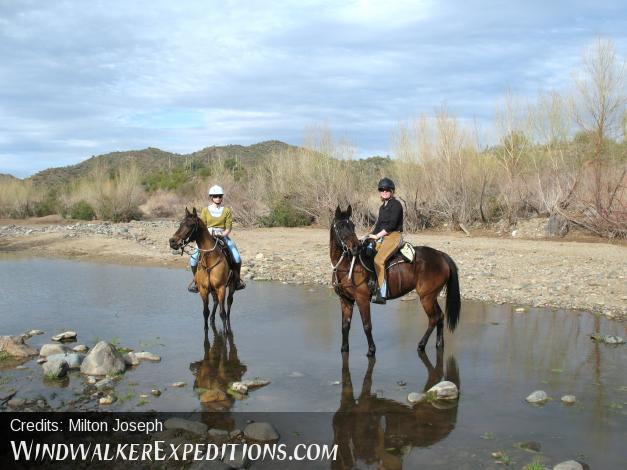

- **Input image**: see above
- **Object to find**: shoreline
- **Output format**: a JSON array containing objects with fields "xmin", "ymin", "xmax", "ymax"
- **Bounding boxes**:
[{"xmin": 1, "ymin": 219, "xmax": 625, "ymax": 321}]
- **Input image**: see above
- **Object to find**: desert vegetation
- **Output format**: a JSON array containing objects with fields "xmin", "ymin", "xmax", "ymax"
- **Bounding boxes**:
[{"xmin": 1, "ymin": 39, "xmax": 625, "ymax": 237}]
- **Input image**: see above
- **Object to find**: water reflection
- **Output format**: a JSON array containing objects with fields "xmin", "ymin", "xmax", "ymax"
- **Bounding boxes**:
[
  {"xmin": 189, "ymin": 324, "xmax": 247, "ymax": 414},
  {"xmin": 332, "ymin": 350, "xmax": 459, "ymax": 469}
]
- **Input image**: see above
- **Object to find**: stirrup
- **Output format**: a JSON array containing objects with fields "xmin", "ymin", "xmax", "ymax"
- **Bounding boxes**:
[
  {"xmin": 372, "ymin": 293, "xmax": 386, "ymax": 305},
  {"xmin": 187, "ymin": 282, "xmax": 199, "ymax": 293}
]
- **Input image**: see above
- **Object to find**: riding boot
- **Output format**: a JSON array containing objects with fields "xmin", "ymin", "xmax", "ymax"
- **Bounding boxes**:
[
  {"xmin": 188, "ymin": 265, "xmax": 199, "ymax": 293},
  {"xmin": 233, "ymin": 262, "xmax": 246, "ymax": 291},
  {"xmin": 372, "ymin": 281, "xmax": 387, "ymax": 305}
]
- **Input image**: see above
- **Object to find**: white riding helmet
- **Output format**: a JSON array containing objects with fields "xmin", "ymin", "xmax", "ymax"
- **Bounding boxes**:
[{"xmin": 208, "ymin": 185, "xmax": 224, "ymax": 196}]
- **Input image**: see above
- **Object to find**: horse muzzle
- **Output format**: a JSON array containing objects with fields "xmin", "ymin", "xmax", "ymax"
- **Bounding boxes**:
[{"xmin": 169, "ymin": 237, "xmax": 183, "ymax": 250}]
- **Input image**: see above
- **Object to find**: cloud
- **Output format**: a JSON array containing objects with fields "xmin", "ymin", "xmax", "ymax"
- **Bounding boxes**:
[{"xmin": 0, "ymin": 0, "xmax": 626, "ymax": 176}]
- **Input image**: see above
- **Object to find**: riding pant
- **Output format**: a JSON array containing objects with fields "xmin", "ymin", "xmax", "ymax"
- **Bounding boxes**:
[
  {"xmin": 190, "ymin": 236, "xmax": 241, "ymax": 267},
  {"xmin": 374, "ymin": 231, "xmax": 402, "ymax": 294}
]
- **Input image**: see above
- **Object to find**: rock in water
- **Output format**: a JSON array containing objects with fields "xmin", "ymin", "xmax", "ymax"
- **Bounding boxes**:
[
  {"xmin": 561, "ymin": 395, "xmax": 576, "ymax": 404},
  {"xmin": 241, "ymin": 378, "xmax": 271, "ymax": 389},
  {"xmin": 123, "ymin": 352, "xmax": 140, "ymax": 366},
  {"xmin": 39, "ymin": 343, "xmax": 72, "ymax": 357},
  {"xmin": 407, "ymin": 392, "xmax": 427, "ymax": 404},
  {"xmin": 229, "ymin": 382, "xmax": 249, "ymax": 394},
  {"xmin": 426, "ymin": 381, "xmax": 459, "ymax": 400},
  {"xmin": 525, "ymin": 390, "xmax": 549, "ymax": 404},
  {"xmin": 51, "ymin": 331, "xmax": 77, "ymax": 342},
  {"xmin": 72, "ymin": 345, "xmax": 88, "ymax": 353},
  {"xmin": 43, "ymin": 359, "xmax": 69, "ymax": 379},
  {"xmin": 199, "ymin": 389, "xmax": 228, "ymax": 402},
  {"xmin": 243, "ymin": 422, "xmax": 280, "ymax": 442},
  {"xmin": 80, "ymin": 341, "xmax": 126, "ymax": 376},
  {"xmin": 99, "ymin": 395, "xmax": 116, "ymax": 405},
  {"xmin": 0, "ymin": 335, "xmax": 38, "ymax": 358},
  {"xmin": 164, "ymin": 418, "xmax": 207, "ymax": 436},
  {"xmin": 46, "ymin": 353, "xmax": 84, "ymax": 369},
  {"xmin": 553, "ymin": 461, "xmax": 584, "ymax": 470},
  {"xmin": 134, "ymin": 351, "xmax": 161, "ymax": 362}
]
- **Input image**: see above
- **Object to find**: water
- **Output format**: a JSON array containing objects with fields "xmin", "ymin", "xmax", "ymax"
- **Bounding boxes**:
[{"xmin": 0, "ymin": 257, "xmax": 625, "ymax": 468}]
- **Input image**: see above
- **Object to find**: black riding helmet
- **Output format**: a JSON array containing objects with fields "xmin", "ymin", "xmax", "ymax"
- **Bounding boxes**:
[{"xmin": 377, "ymin": 177, "xmax": 395, "ymax": 191}]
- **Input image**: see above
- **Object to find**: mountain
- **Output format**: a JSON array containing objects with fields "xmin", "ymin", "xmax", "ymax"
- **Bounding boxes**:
[{"xmin": 27, "ymin": 140, "xmax": 296, "ymax": 187}]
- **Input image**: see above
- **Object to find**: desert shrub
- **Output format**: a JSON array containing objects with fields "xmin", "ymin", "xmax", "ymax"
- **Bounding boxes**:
[
  {"xmin": 69, "ymin": 201, "xmax": 95, "ymax": 220},
  {"xmin": 140, "ymin": 190, "xmax": 185, "ymax": 218},
  {"xmin": 260, "ymin": 198, "xmax": 312, "ymax": 227}
]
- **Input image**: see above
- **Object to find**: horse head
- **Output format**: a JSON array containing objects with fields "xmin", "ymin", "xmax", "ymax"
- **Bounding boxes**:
[
  {"xmin": 333, "ymin": 205, "xmax": 360, "ymax": 256},
  {"xmin": 169, "ymin": 207, "xmax": 200, "ymax": 250}
]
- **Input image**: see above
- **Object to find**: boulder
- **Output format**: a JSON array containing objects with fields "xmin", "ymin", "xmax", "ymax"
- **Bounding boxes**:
[
  {"xmin": 241, "ymin": 378, "xmax": 271, "ymax": 389},
  {"xmin": 46, "ymin": 353, "xmax": 84, "ymax": 369},
  {"xmin": 553, "ymin": 461, "xmax": 584, "ymax": 470},
  {"xmin": 39, "ymin": 343, "xmax": 72, "ymax": 357},
  {"xmin": 134, "ymin": 351, "xmax": 161, "ymax": 362},
  {"xmin": 72, "ymin": 345, "xmax": 88, "ymax": 353},
  {"xmin": 0, "ymin": 335, "xmax": 38, "ymax": 358},
  {"xmin": 426, "ymin": 381, "xmax": 459, "ymax": 400},
  {"xmin": 229, "ymin": 382, "xmax": 248, "ymax": 394},
  {"xmin": 243, "ymin": 422, "xmax": 279, "ymax": 442},
  {"xmin": 407, "ymin": 392, "xmax": 427, "ymax": 404},
  {"xmin": 43, "ymin": 359, "xmax": 69, "ymax": 379},
  {"xmin": 51, "ymin": 331, "xmax": 77, "ymax": 342},
  {"xmin": 561, "ymin": 395, "xmax": 576, "ymax": 404},
  {"xmin": 80, "ymin": 341, "xmax": 126, "ymax": 376}
]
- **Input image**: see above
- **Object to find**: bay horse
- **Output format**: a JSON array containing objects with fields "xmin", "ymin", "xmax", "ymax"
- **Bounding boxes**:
[
  {"xmin": 331, "ymin": 205, "xmax": 460, "ymax": 356},
  {"xmin": 169, "ymin": 207, "xmax": 235, "ymax": 330}
]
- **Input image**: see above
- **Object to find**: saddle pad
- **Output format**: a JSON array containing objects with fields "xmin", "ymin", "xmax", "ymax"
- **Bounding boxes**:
[{"xmin": 400, "ymin": 242, "xmax": 415, "ymax": 263}]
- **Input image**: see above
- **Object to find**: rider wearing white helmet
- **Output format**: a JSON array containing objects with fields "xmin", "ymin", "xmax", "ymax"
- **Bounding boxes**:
[{"xmin": 188, "ymin": 184, "xmax": 246, "ymax": 292}]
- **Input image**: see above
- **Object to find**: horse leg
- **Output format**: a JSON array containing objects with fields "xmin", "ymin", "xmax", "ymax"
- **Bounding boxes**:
[
  {"xmin": 216, "ymin": 286, "xmax": 227, "ymax": 325},
  {"xmin": 340, "ymin": 297, "xmax": 354, "ymax": 353},
  {"xmin": 210, "ymin": 291, "xmax": 218, "ymax": 324},
  {"xmin": 417, "ymin": 292, "xmax": 441, "ymax": 351},
  {"xmin": 202, "ymin": 293, "xmax": 210, "ymax": 331},
  {"xmin": 435, "ymin": 298, "xmax": 445, "ymax": 349},
  {"xmin": 355, "ymin": 296, "xmax": 376, "ymax": 357},
  {"xmin": 226, "ymin": 284, "xmax": 234, "ymax": 332}
]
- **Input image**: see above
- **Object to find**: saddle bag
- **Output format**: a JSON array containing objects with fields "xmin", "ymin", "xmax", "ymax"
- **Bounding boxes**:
[{"xmin": 400, "ymin": 242, "xmax": 415, "ymax": 263}]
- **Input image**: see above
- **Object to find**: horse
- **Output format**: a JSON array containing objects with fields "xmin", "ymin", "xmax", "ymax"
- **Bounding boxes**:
[
  {"xmin": 330, "ymin": 205, "xmax": 461, "ymax": 356},
  {"xmin": 169, "ymin": 207, "xmax": 235, "ymax": 331}
]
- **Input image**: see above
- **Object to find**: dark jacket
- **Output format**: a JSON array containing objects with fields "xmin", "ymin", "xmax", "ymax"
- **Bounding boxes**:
[{"xmin": 373, "ymin": 198, "xmax": 403, "ymax": 234}]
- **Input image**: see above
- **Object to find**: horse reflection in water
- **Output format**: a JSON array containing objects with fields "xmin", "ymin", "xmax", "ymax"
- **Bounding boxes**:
[
  {"xmin": 332, "ymin": 351, "xmax": 459, "ymax": 470},
  {"xmin": 189, "ymin": 324, "xmax": 247, "ymax": 429}
]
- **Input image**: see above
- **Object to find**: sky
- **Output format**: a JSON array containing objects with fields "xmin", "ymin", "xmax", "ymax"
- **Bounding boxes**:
[{"xmin": 1, "ymin": 0, "xmax": 626, "ymax": 177}]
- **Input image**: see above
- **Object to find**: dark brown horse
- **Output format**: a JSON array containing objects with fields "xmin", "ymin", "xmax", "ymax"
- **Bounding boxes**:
[
  {"xmin": 331, "ymin": 205, "xmax": 460, "ymax": 356},
  {"xmin": 332, "ymin": 351, "xmax": 459, "ymax": 469},
  {"xmin": 169, "ymin": 208, "xmax": 235, "ymax": 330}
]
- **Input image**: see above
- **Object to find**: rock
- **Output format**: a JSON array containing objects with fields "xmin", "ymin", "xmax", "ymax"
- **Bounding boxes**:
[
  {"xmin": 229, "ymin": 382, "xmax": 248, "ymax": 394},
  {"xmin": 230, "ymin": 429, "xmax": 243, "ymax": 439},
  {"xmin": 51, "ymin": 331, "xmax": 77, "ymax": 342},
  {"xmin": 172, "ymin": 381, "xmax": 186, "ymax": 388},
  {"xmin": 561, "ymin": 395, "xmax": 576, "ymax": 404},
  {"xmin": 255, "ymin": 253, "xmax": 264, "ymax": 260},
  {"xmin": 134, "ymin": 351, "xmax": 161, "ymax": 362},
  {"xmin": 241, "ymin": 378, "xmax": 271, "ymax": 389},
  {"xmin": 42, "ymin": 359, "xmax": 69, "ymax": 379},
  {"xmin": 72, "ymin": 345, "xmax": 88, "ymax": 353},
  {"xmin": 151, "ymin": 389, "xmax": 162, "ymax": 397},
  {"xmin": 426, "ymin": 381, "xmax": 459, "ymax": 400},
  {"xmin": 516, "ymin": 441, "xmax": 541, "ymax": 452},
  {"xmin": 223, "ymin": 452, "xmax": 249, "ymax": 469},
  {"xmin": 199, "ymin": 389, "xmax": 228, "ymax": 402},
  {"xmin": 123, "ymin": 352, "xmax": 140, "ymax": 366},
  {"xmin": 514, "ymin": 307, "xmax": 527, "ymax": 313},
  {"xmin": 95, "ymin": 378, "xmax": 114, "ymax": 390},
  {"xmin": 164, "ymin": 418, "xmax": 208, "ymax": 436},
  {"xmin": 407, "ymin": 392, "xmax": 427, "ymax": 404},
  {"xmin": 8, "ymin": 398, "xmax": 26, "ymax": 408},
  {"xmin": 0, "ymin": 335, "xmax": 38, "ymax": 358},
  {"xmin": 553, "ymin": 461, "xmax": 584, "ymax": 470},
  {"xmin": 46, "ymin": 353, "xmax": 84, "ymax": 369},
  {"xmin": 86, "ymin": 376, "xmax": 97, "ymax": 385},
  {"xmin": 590, "ymin": 333, "xmax": 624, "ymax": 344},
  {"xmin": 23, "ymin": 329, "xmax": 44, "ymax": 338},
  {"xmin": 99, "ymin": 395, "xmax": 116, "ymax": 405},
  {"xmin": 243, "ymin": 422, "xmax": 279, "ymax": 442},
  {"xmin": 526, "ymin": 390, "xmax": 549, "ymax": 404},
  {"xmin": 80, "ymin": 341, "xmax": 126, "ymax": 376},
  {"xmin": 39, "ymin": 343, "xmax": 72, "ymax": 357},
  {"xmin": 208, "ymin": 428, "xmax": 230, "ymax": 441},
  {"xmin": 546, "ymin": 212, "xmax": 569, "ymax": 237},
  {"xmin": 37, "ymin": 358, "xmax": 46, "ymax": 364}
]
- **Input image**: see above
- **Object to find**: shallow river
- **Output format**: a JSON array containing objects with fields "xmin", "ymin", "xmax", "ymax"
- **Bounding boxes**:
[{"xmin": 0, "ymin": 258, "xmax": 625, "ymax": 468}]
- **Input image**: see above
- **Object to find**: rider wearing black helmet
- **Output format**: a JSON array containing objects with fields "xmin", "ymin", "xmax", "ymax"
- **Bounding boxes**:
[{"xmin": 365, "ymin": 177, "xmax": 403, "ymax": 304}]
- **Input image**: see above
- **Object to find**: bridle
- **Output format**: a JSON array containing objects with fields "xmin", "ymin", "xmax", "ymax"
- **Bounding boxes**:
[
  {"xmin": 331, "ymin": 219, "xmax": 363, "ymax": 287},
  {"xmin": 177, "ymin": 215, "xmax": 219, "ymax": 256}
]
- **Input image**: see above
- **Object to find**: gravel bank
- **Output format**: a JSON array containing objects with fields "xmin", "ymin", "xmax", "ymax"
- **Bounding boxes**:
[{"xmin": 1, "ymin": 219, "xmax": 625, "ymax": 321}]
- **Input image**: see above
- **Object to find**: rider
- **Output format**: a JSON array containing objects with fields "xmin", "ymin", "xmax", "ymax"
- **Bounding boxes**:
[
  {"xmin": 188, "ymin": 184, "xmax": 246, "ymax": 293},
  {"xmin": 364, "ymin": 177, "xmax": 403, "ymax": 305}
]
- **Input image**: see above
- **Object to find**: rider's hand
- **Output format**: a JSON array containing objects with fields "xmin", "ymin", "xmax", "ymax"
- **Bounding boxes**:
[{"xmin": 368, "ymin": 234, "xmax": 378, "ymax": 240}]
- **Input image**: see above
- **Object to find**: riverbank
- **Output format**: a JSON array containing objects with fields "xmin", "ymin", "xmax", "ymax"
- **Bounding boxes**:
[{"xmin": 1, "ymin": 218, "xmax": 625, "ymax": 321}]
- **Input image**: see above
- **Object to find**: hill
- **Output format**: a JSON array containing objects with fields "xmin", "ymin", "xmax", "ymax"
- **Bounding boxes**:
[{"xmin": 27, "ymin": 140, "xmax": 296, "ymax": 187}]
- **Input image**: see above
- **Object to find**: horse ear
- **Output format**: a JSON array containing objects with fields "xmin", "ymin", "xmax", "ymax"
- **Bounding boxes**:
[
  {"xmin": 192, "ymin": 207, "xmax": 197, "ymax": 216},
  {"xmin": 185, "ymin": 207, "xmax": 190, "ymax": 216},
  {"xmin": 334, "ymin": 206, "xmax": 342, "ymax": 220},
  {"xmin": 346, "ymin": 205, "xmax": 352, "ymax": 218}
]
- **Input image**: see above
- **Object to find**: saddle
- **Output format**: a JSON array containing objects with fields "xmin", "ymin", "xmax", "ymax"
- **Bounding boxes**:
[
  {"xmin": 361, "ymin": 240, "xmax": 416, "ymax": 295},
  {"xmin": 215, "ymin": 238, "xmax": 235, "ymax": 270}
]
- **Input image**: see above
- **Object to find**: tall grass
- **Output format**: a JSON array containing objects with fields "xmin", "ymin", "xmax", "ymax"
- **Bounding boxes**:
[{"xmin": 0, "ymin": 179, "xmax": 38, "ymax": 218}]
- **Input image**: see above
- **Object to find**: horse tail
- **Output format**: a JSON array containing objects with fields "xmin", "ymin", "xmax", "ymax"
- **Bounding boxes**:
[{"xmin": 443, "ymin": 253, "xmax": 461, "ymax": 333}]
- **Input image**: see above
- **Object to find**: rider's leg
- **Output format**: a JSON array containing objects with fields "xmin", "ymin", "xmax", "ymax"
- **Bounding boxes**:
[
  {"xmin": 188, "ymin": 249, "xmax": 200, "ymax": 293},
  {"xmin": 372, "ymin": 232, "xmax": 401, "ymax": 304},
  {"xmin": 225, "ymin": 237, "xmax": 245, "ymax": 290}
]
